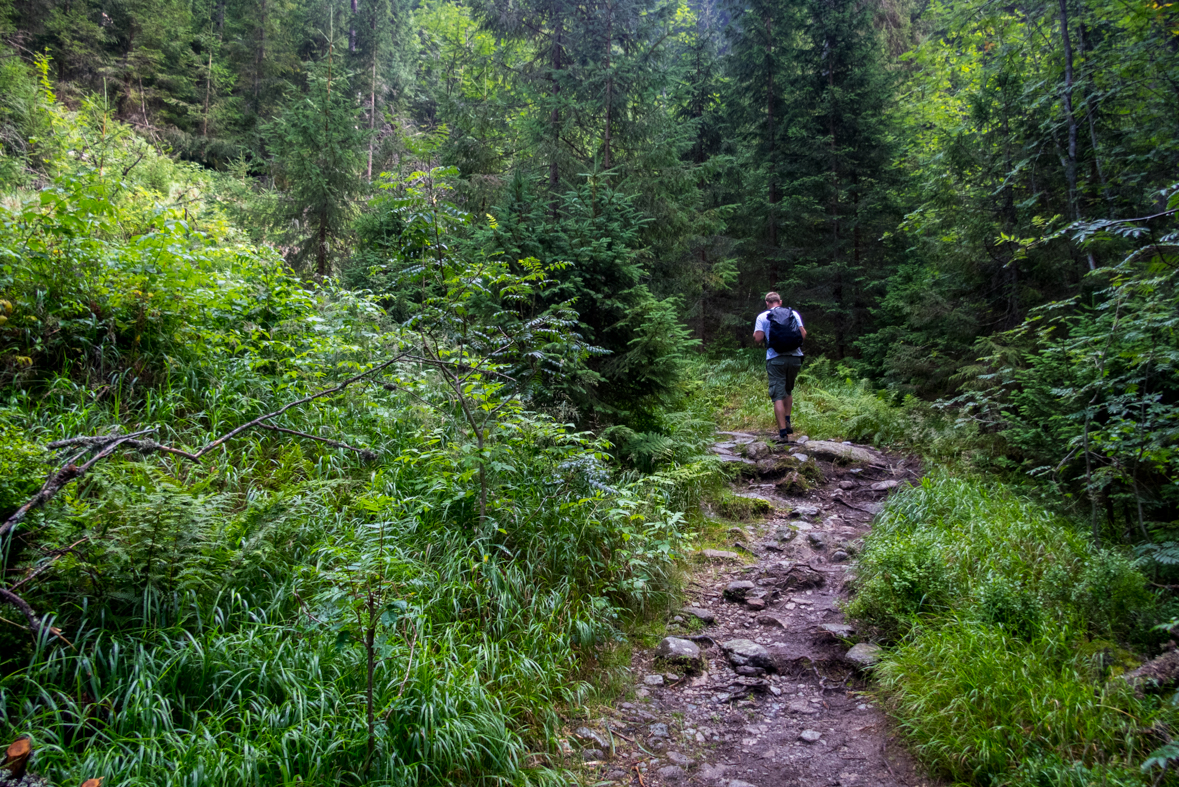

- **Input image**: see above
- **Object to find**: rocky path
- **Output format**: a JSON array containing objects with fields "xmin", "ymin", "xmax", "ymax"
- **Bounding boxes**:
[{"xmin": 573, "ymin": 433, "xmax": 936, "ymax": 787}]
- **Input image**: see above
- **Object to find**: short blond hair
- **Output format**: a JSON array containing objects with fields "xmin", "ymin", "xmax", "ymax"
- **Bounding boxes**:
[{"xmin": 764, "ymin": 291, "xmax": 782, "ymax": 305}]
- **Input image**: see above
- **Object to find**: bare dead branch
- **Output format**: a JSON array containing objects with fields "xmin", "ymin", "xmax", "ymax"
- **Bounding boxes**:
[
  {"xmin": 12, "ymin": 537, "xmax": 90, "ymax": 591},
  {"xmin": 257, "ymin": 424, "xmax": 378, "ymax": 460},
  {"xmin": 1, "ymin": 355, "xmax": 407, "ymax": 540}
]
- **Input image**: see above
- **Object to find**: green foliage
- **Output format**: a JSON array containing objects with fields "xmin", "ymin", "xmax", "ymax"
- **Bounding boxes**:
[
  {"xmin": 877, "ymin": 619, "xmax": 1172, "ymax": 786},
  {"xmin": 0, "ymin": 420, "xmax": 46, "ymax": 518},
  {"xmin": 848, "ymin": 473, "xmax": 1153, "ymax": 641},
  {"xmin": 0, "ymin": 115, "xmax": 720, "ymax": 787},
  {"xmin": 854, "ymin": 474, "xmax": 1167, "ymax": 785}
]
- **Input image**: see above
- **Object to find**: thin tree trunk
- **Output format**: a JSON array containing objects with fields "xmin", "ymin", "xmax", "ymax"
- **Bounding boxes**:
[
  {"xmin": 550, "ymin": 12, "xmax": 563, "ymax": 216},
  {"xmin": 765, "ymin": 16, "xmax": 777, "ymax": 247},
  {"xmin": 1077, "ymin": 21, "xmax": 1115, "ymax": 215},
  {"xmin": 254, "ymin": 0, "xmax": 267, "ymax": 112},
  {"xmin": 350, "ymin": 0, "xmax": 358, "ymax": 52},
  {"xmin": 1058, "ymin": 0, "xmax": 1089, "ymax": 273},
  {"xmin": 603, "ymin": 1, "xmax": 613, "ymax": 170},
  {"xmin": 202, "ymin": 51, "xmax": 213, "ymax": 137},
  {"xmin": 368, "ymin": 58, "xmax": 377, "ymax": 181}
]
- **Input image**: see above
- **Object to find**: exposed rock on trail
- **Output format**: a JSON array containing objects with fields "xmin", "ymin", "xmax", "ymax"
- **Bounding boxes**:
[{"xmin": 572, "ymin": 435, "xmax": 934, "ymax": 787}]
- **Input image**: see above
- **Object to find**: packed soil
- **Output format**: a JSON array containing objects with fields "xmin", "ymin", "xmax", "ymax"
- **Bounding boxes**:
[{"xmin": 571, "ymin": 433, "xmax": 938, "ymax": 787}]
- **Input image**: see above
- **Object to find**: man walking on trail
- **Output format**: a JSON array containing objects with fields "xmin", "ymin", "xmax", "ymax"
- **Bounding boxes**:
[{"xmin": 753, "ymin": 292, "xmax": 806, "ymax": 442}]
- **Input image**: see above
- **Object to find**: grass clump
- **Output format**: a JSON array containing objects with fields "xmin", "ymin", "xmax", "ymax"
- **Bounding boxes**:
[
  {"xmin": 877, "ymin": 620, "xmax": 1170, "ymax": 786},
  {"xmin": 714, "ymin": 491, "xmax": 773, "ymax": 521},
  {"xmin": 851, "ymin": 472, "xmax": 1170, "ymax": 785}
]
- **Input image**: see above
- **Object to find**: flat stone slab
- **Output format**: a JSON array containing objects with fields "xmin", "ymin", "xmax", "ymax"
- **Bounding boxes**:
[
  {"xmin": 715, "ymin": 454, "xmax": 756, "ymax": 465},
  {"xmin": 820, "ymin": 623, "xmax": 855, "ymax": 638},
  {"xmin": 871, "ymin": 480, "xmax": 901, "ymax": 491},
  {"xmin": 717, "ymin": 432, "xmax": 757, "ymax": 443},
  {"xmin": 680, "ymin": 606, "xmax": 716, "ymax": 625},
  {"xmin": 790, "ymin": 504, "xmax": 822, "ymax": 519},
  {"xmin": 803, "ymin": 440, "xmax": 881, "ymax": 465},
  {"xmin": 701, "ymin": 549, "xmax": 741, "ymax": 561}
]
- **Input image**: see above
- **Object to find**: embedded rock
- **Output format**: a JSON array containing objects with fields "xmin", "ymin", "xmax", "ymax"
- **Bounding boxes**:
[
  {"xmin": 744, "ymin": 441, "xmax": 771, "ymax": 460},
  {"xmin": 643, "ymin": 674, "xmax": 665, "ymax": 686},
  {"xmin": 655, "ymin": 637, "xmax": 703, "ymax": 669},
  {"xmin": 803, "ymin": 440, "xmax": 881, "ymax": 465},
  {"xmin": 575, "ymin": 727, "xmax": 608, "ymax": 749},
  {"xmin": 656, "ymin": 766, "xmax": 686, "ymax": 781},
  {"xmin": 680, "ymin": 606, "xmax": 716, "ymax": 625},
  {"xmin": 721, "ymin": 639, "xmax": 774, "ymax": 670},
  {"xmin": 723, "ymin": 580, "xmax": 757, "ymax": 602},
  {"xmin": 846, "ymin": 642, "xmax": 883, "ymax": 669},
  {"xmin": 701, "ymin": 549, "xmax": 741, "ymax": 561},
  {"xmin": 799, "ymin": 730, "xmax": 822, "ymax": 744},
  {"xmin": 806, "ymin": 532, "xmax": 826, "ymax": 549},
  {"xmin": 871, "ymin": 480, "xmax": 901, "ymax": 492}
]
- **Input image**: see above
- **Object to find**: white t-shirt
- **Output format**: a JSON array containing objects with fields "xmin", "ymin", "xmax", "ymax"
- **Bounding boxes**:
[{"xmin": 755, "ymin": 309, "xmax": 804, "ymax": 360}]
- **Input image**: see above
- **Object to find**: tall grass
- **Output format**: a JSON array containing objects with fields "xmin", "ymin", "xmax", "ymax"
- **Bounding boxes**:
[
  {"xmin": 850, "ymin": 473, "xmax": 1171, "ymax": 786},
  {"xmin": 695, "ymin": 352, "xmax": 990, "ymax": 463}
]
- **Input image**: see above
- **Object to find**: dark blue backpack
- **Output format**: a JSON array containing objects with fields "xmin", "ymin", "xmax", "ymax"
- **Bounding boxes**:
[{"xmin": 767, "ymin": 306, "xmax": 804, "ymax": 353}]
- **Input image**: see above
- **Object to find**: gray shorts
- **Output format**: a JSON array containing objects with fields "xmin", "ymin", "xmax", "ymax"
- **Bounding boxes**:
[{"xmin": 766, "ymin": 355, "xmax": 802, "ymax": 402}]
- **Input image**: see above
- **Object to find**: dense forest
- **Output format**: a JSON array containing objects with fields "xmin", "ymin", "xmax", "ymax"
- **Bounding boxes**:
[{"xmin": 0, "ymin": 0, "xmax": 1177, "ymax": 783}]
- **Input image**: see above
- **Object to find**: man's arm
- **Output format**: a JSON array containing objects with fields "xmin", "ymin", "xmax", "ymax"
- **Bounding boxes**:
[{"xmin": 753, "ymin": 329, "xmax": 765, "ymax": 344}]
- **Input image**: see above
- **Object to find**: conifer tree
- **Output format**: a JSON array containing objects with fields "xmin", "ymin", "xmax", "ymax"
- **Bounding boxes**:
[{"xmin": 266, "ymin": 32, "xmax": 368, "ymax": 277}]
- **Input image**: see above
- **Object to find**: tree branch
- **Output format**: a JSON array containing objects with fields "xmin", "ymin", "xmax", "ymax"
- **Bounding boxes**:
[{"xmin": 257, "ymin": 424, "xmax": 378, "ymax": 460}]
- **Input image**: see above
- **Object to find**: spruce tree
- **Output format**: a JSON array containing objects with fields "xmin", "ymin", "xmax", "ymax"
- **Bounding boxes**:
[{"xmin": 265, "ymin": 33, "xmax": 368, "ymax": 277}]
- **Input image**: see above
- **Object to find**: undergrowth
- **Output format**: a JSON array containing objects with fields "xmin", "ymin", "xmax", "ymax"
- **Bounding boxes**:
[
  {"xmin": 851, "ymin": 473, "xmax": 1175, "ymax": 786},
  {"xmin": 0, "ymin": 91, "xmax": 723, "ymax": 786}
]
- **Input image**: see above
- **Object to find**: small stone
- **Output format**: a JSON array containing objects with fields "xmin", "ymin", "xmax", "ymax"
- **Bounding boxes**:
[
  {"xmin": 575, "ymin": 727, "xmax": 608, "ymax": 748},
  {"xmin": 799, "ymin": 729, "xmax": 822, "ymax": 744},
  {"xmin": 656, "ymin": 765, "xmax": 686, "ymax": 781},
  {"xmin": 606, "ymin": 770, "xmax": 629, "ymax": 780},
  {"xmin": 723, "ymin": 580, "xmax": 757, "ymax": 602},
  {"xmin": 729, "ymin": 781, "xmax": 758, "ymax": 787},
  {"xmin": 699, "ymin": 763, "xmax": 727, "ymax": 782},
  {"xmin": 735, "ymin": 665, "xmax": 765, "ymax": 676},
  {"xmin": 680, "ymin": 606, "xmax": 717, "ymax": 625},
  {"xmin": 655, "ymin": 637, "xmax": 703, "ymax": 668},
  {"xmin": 649, "ymin": 722, "xmax": 670, "ymax": 738},
  {"xmin": 667, "ymin": 752, "xmax": 692, "ymax": 767},
  {"xmin": 775, "ymin": 526, "xmax": 798, "ymax": 542},
  {"xmin": 582, "ymin": 748, "xmax": 606, "ymax": 760},
  {"xmin": 648, "ymin": 738, "xmax": 667, "ymax": 751},
  {"xmin": 673, "ymin": 615, "xmax": 684, "ymax": 623},
  {"xmin": 756, "ymin": 613, "xmax": 786, "ymax": 628},
  {"xmin": 635, "ymin": 687, "xmax": 650, "ymax": 697},
  {"xmin": 644, "ymin": 674, "xmax": 665, "ymax": 686},
  {"xmin": 745, "ymin": 597, "xmax": 766, "ymax": 611},
  {"xmin": 790, "ymin": 504, "xmax": 821, "ymax": 519},
  {"xmin": 795, "ymin": 436, "xmax": 809, "ymax": 444},
  {"xmin": 846, "ymin": 642, "xmax": 882, "ymax": 669},
  {"xmin": 787, "ymin": 700, "xmax": 820, "ymax": 715},
  {"xmin": 831, "ymin": 550, "xmax": 849, "ymax": 562},
  {"xmin": 871, "ymin": 480, "xmax": 901, "ymax": 491},
  {"xmin": 789, "ymin": 452, "xmax": 810, "ymax": 463},
  {"xmin": 702, "ymin": 548, "xmax": 742, "ymax": 561},
  {"xmin": 838, "ymin": 481, "xmax": 856, "ymax": 490},
  {"xmin": 806, "ymin": 532, "xmax": 826, "ymax": 549}
]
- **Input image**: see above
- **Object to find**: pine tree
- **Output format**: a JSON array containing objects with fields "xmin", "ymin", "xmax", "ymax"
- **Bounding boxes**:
[{"xmin": 265, "ymin": 32, "xmax": 368, "ymax": 277}]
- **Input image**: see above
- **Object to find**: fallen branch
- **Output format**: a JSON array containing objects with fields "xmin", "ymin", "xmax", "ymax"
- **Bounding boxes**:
[
  {"xmin": 11, "ymin": 537, "xmax": 90, "ymax": 591},
  {"xmin": 1, "ymin": 355, "xmax": 406, "ymax": 539},
  {"xmin": 257, "ymin": 424, "xmax": 377, "ymax": 460}
]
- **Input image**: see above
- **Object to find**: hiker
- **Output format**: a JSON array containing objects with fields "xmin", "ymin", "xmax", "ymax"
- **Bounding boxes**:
[{"xmin": 753, "ymin": 292, "xmax": 806, "ymax": 441}]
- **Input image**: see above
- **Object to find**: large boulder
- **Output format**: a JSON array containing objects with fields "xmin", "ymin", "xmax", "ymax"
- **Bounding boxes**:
[
  {"xmin": 803, "ymin": 440, "xmax": 881, "ymax": 466},
  {"xmin": 721, "ymin": 639, "xmax": 774, "ymax": 670},
  {"xmin": 655, "ymin": 637, "xmax": 704, "ymax": 670}
]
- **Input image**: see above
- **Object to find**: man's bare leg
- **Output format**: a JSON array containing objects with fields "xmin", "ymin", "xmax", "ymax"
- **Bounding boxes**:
[{"xmin": 773, "ymin": 397, "xmax": 791, "ymax": 430}]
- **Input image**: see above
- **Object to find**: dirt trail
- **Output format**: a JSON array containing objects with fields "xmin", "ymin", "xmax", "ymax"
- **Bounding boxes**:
[{"xmin": 575, "ymin": 433, "xmax": 937, "ymax": 787}]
